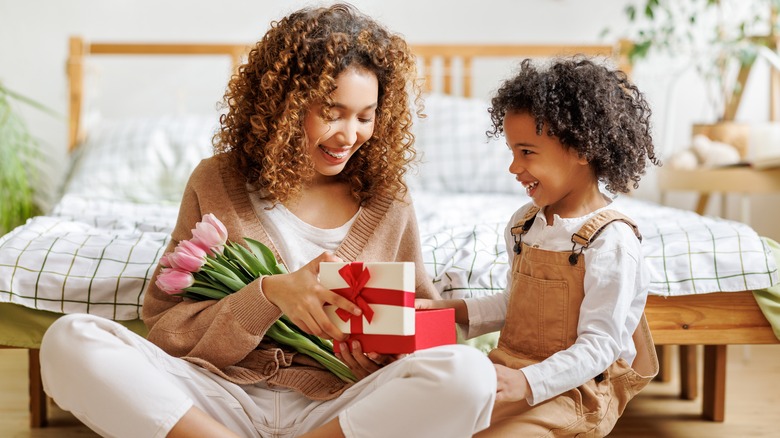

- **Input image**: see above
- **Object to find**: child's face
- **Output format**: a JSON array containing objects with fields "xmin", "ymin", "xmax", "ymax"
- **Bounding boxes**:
[
  {"xmin": 504, "ymin": 111, "xmax": 600, "ymax": 219},
  {"xmin": 303, "ymin": 67, "xmax": 378, "ymax": 180}
]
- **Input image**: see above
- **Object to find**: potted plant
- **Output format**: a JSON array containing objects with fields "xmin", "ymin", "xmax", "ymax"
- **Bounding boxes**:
[
  {"xmin": 609, "ymin": 0, "xmax": 780, "ymax": 158},
  {"xmin": 0, "ymin": 83, "xmax": 55, "ymax": 234}
]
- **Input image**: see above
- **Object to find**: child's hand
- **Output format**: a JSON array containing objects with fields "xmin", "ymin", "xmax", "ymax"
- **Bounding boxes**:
[
  {"xmin": 261, "ymin": 252, "xmax": 362, "ymax": 341},
  {"xmin": 416, "ymin": 298, "xmax": 469, "ymax": 325},
  {"xmin": 336, "ymin": 340, "xmax": 404, "ymax": 380},
  {"xmin": 494, "ymin": 363, "xmax": 531, "ymax": 402},
  {"xmin": 414, "ymin": 298, "xmax": 435, "ymax": 310}
]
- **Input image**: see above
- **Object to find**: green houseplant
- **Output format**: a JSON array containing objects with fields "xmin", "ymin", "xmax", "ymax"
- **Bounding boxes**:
[
  {"xmin": 614, "ymin": 0, "xmax": 779, "ymax": 122},
  {"xmin": 0, "ymin": 83, "xmax": 55, "ymax": 234}
]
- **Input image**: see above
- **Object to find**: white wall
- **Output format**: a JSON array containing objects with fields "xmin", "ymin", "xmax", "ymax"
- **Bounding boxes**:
[{"xmin": 1, "ymin": 0, "xmax": 778, "ymax": 240}]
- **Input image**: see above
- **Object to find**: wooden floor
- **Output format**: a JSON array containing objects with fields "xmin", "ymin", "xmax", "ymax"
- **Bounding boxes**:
[{"xmin": 1, "ymin": 345, "xmax": 779, "ymax": 437}]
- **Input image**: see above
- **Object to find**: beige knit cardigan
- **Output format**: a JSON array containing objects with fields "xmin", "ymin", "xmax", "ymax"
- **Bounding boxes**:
[{"xmin": 142, "ymin": 153, "xmax": 439, "ymax": 400}]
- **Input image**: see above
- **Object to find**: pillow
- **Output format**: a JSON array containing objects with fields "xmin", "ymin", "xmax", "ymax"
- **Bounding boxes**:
[
  {"xmin": 64, "ymin": 115, "xmax": 219, "ymax": 204},
  {"xmin": 410, "ymin": 93, "xmax": 519, "ymax": 194}
]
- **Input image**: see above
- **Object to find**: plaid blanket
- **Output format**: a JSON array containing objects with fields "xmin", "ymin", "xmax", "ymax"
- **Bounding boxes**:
[
  {"xmin": 1, "ymin": 192, "xmax": 777, "ymax": 320},
  {"xmin": 414, "ymin": 192, "xmax": 779, "ymax": 301}
]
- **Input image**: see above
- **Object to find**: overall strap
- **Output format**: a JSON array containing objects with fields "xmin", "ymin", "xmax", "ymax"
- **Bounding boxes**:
[
  {"xmin": 509, "ymin": 206, "xmax": 540, "ymax": 255},
  {"xmin": 568, "ymin": 210, "xmax": 642, "ymax": 265}
]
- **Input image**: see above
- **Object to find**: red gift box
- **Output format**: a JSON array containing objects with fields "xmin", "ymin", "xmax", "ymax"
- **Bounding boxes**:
[
  {"xmin": 332, "ymin": 308, "xmax": 456, "ymax": 354},
  {"xmin": 320, "ymin": 261, "xmax": 456, "ymax": 354}
]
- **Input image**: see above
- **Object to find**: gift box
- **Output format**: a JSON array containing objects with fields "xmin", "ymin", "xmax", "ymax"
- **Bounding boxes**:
[{"xmin": 320, "ymin": 261, "xmax": 456, "ymax": 354}]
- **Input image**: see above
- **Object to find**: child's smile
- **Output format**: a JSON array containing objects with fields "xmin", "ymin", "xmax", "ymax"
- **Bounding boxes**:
[
  {"xmin": 504, "ymin": 111, "xmax": 604, "ymax": 221},
  {"xmin": 520, "ymin": 179, "xmax": 539, "ymax": 197}
]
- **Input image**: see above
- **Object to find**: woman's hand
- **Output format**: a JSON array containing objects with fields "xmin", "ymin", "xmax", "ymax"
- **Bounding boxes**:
[
  {"xmin": 261, "ymin": 252, "xmax": 361, "ymax": 341},
  {"xmin": 494, "ymin": 363, "xmax": 531, "ymax": 402},
  {"xmin": 336, "ymin": 340, "xmax": 404, "ymax": 380}
]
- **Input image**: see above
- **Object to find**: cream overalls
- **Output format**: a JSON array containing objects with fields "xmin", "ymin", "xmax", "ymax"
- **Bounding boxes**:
[{"xmin": 477, "ymin": 208, "xmax": 659, "ymax": 438}]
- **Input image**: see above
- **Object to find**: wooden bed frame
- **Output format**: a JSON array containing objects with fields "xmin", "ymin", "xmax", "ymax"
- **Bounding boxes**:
[{"xmin": 8, "ymin": 36, "xmax": 778, "ymax": 428}]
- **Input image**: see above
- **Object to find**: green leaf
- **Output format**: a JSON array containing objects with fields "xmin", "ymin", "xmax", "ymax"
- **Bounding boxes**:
[
  {"xmin": 192, "ymin": 275, "xmax": 234, "ymax": 295},
  {"xmin": 207, "ymin": 255, "xmax": 250, "ymax": 284},
  {"xmin": 266, "ymin": 318, "xmax": 356, "ymax": 383},
  {"xmin": 203, "ymin": 266, "xmax": 247, "ymax": 291},
  {"xmin": 625, "ymin": 5, "xmax": 636, "ymax": 21},
  {"xmin": 174, "ymin": 291, "xmax": 211, "ymax": 301},
  {"xmin": 182, "ymin": 285, "xmax": 230, "ymax": 300},
  {"xmin": 629, "ymin": 40, "xmax": 652, "ymax": 62},
  {"xmin": 279, "ymin": 315, "xmax": 335, "ymax": 353},
  {"xmin": 244, "ymin": 238, "xmax": 282, "ymax": 273},
  {"xmin": 644, "ymin": 4, "xmax": 654, "ymax": 19},
  {"xmin": 220, "ymin": 254, "xmax": 255, "ymax": 284},
  {"xmin": 230, "ymin": 242, "xmax": 270, "ymax": 277},
  {"xmin": 4, "ymin": 87, "xmax": 61, "ymax": 118},
  {"xmin": 0, "ymin": 85, "xmax": 48, "ymax": 234}
]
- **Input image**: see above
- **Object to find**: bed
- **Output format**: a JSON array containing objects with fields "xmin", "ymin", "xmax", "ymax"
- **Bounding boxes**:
[{"xmin": 1, "ymin": 37, "xmax": 778, "ymax": 428}]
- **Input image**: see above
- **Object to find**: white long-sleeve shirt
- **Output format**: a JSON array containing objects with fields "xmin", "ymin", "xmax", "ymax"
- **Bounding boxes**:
[{"xmin": 462, "ymin": 201, "xmax": 650, "ymax": 405}]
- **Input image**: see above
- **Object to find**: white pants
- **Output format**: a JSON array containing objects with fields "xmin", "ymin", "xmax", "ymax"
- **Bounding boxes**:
[{"xmin": 40, "ymin": 314, "xmax": 496, "ymax": 438}]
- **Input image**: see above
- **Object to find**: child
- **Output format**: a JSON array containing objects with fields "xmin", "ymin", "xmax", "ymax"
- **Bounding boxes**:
[
  {"xmin": 39, "ymin": 4, "xmax": 496, "ymax": 438},
  {"xmin": 417, "ymin": 57, "xmax": 661, "ymax": 437}
]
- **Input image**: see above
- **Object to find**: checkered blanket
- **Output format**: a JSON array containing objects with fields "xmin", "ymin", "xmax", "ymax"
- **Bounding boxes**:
[
  {"xmin": 414, "ymin": 191, "xmax": 779, "ymax": 301},
  {"xmin": 1, "ymin": 192, "xmax": 777, "ymax": 320}
]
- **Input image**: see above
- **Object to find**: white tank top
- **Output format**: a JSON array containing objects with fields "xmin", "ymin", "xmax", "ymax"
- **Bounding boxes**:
[{"xmin": 247, "ymin": 189, "xmax": 359, "ymax": 272}]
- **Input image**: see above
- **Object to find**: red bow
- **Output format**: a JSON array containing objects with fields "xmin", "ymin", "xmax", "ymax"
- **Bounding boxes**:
[{"xmin": 335, "ymin": 263, "xmax": 375, "ymax": 325}]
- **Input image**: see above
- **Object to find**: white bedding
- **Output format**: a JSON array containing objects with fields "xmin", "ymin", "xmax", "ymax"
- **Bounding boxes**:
[{"xmin": 1, "ymin": 190, "xmax": 777, "ymax": 321}]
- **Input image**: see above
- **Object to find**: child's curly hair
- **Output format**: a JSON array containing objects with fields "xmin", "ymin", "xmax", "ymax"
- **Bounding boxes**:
[
  {"xmin": 488, "ymin": 57, "xmax": 660, "ymax": 194},
  {"xmin": 214, "ymin": 3, "xmax": 421, "ymax": 205}
]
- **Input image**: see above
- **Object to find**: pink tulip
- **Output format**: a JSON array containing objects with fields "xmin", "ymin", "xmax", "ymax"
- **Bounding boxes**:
[
  {"xmin": 191, "ymin": 213, "xmax": 228, "ymax": 255},
  {"xmin": 159, "ymin": 253, "xmax": 172, "ymax": 268},
  {"xmin": 168, "ymin": 240, "xmax": 208, "ymax": 273},
  {"xmin": 155, "ymin": 268, "xmax": 194, "ymax": 294}
]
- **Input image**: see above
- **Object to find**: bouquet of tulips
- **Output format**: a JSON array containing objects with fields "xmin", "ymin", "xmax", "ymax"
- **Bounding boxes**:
[{"xmin": 155, "ymin": 213, "xmax": 356, "ymax": 382}]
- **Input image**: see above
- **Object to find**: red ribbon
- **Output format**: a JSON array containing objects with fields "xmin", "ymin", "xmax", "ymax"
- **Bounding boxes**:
[
  {"xmin": 332, "ymin": 262, "xmax": 414, "ymax": 334},
  {"xmin": 335, "ymin": 263, "xmax": 374, "ymax": 325}
]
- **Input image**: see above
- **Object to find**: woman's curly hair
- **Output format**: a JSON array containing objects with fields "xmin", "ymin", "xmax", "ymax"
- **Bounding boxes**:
[
  {"xmin": 488, "ymin": 57, "xmax": 660, "ymax": 194},
  {"xmin": 215, "ymin": 3, "xmax": 421, "ymax": 205}
]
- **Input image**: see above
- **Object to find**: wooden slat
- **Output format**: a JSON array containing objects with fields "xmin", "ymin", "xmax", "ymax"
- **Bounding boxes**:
[
  {"xmin": 67, "ymin": 37, "xmax": 248, "ymax": 153},
  {"xmin": 67, "ymin": 37, "xmax": 84, "ymax": 152},
  {"xmin": 410, "ymin": 43, "xmax": 624, "ymax": 99},
  {"xmin": 646, "ymin": 293, "xmax": 779, "ymax": 345},
  {"xmin": 442, "ymin": 56, "xmax": 452, "ymax": 95},
  {"xmin": 87, "ymin": 42, "xmax": 247, "ymax": 58},
  {"xmin": 410, "ymin": 44, "xmax": 617, "ymax": 59},
  {"xmin": 462, "ymin": 57, "xmax": 473, "ymax": 98}
]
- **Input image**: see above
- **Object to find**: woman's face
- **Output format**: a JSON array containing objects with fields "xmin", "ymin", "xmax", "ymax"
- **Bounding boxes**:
[{"xmin": 303, "ymin": 67, "xmax": 379, "ymax": 180}]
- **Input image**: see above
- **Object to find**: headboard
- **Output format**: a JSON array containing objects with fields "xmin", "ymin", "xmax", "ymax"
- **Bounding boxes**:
[
  {"xmin": 411, "ymin": 43, "xmax": 630, "ymax": 98},
  {"xmin": 66, "ymin": 36, "xmax": 629, "ymax": 152},
  {"xmin": 66, "ymin": 37, "xmax": 249, "ymax": 152}
]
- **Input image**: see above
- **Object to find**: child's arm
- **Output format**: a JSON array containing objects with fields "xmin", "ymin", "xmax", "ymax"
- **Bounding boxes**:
[
  {"xmin": 415, "ymin": 298, "xmax": 469, "ymax": 325},
  {"xmin": 495, "ymin": 364, "xmax": 531, "ymax": 402}
]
